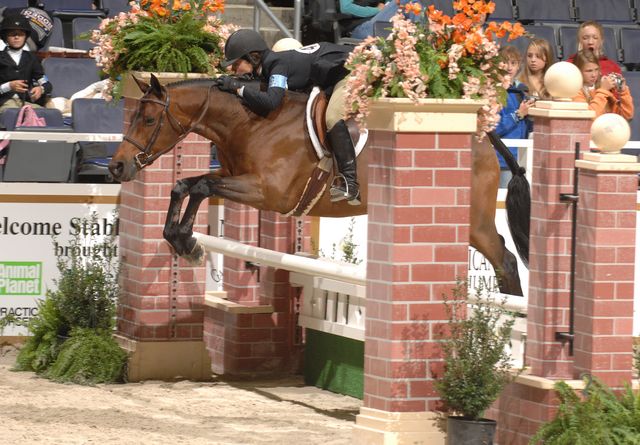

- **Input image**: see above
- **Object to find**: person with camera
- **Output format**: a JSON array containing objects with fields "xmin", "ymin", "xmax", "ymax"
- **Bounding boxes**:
[
  {"xmin": 0, "ymin": 14, "xmax": 51, "ymax": 114},
  {"xmin": 571, "ymin": 49, "xmax": 633, "ymax": 120}
]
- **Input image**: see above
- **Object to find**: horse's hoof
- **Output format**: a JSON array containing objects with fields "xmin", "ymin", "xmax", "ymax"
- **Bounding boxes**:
[{"xmin": 182, "ymin": 242, "xmax": 205, "ymax": 266}]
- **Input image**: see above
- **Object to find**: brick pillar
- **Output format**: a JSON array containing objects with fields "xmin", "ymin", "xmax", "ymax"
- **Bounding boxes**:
[
  {"xmin": 353, "ymin": 99, "xmax": 483, "ymax": 445},
  {"xmin": 572, "ymin": 153, "xmax": 639, "ymax": 387},
  {"xmin": 203, "ymin": 205, "xmax": 307, "ymax": 375},
  {"xmin": 116, "ymin": 97, "xmax": 212, "ymax": 381},
  {"xmin": 489, "ymin": 101, "xmax": 596, "ymax": 445}
]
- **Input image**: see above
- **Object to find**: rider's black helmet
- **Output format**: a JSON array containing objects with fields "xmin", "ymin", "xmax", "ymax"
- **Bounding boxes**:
[
  {"xmin": 0, "ymin": 14, "xmax": 31, "ymax": 41},
  {"xmin": 221, "ymin": 29, "xmax": 268, "ymax": 68}
]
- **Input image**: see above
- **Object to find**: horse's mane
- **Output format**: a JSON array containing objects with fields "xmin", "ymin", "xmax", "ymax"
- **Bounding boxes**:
[{"xmin": 167, "ymin": 78, "xmax": 217, "ymax": 88}]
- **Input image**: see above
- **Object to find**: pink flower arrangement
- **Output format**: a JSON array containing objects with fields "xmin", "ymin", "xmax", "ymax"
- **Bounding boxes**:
[
  {"xmin": 344, "ymin": 0, "xmax": 526, "ymax": 137},
  {"xmin": 90, "ymin": 1, "xmax": 237, "ymax": 99}
]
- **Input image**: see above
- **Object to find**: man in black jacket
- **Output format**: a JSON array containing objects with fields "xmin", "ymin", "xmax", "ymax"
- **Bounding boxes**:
[
  {"xmin": 0, "ymin": 14, "xmax": 52, "ymax": 114},
  {"xmin": 218, "ymin": 29, "xmax": 360, "ymax": 205}
]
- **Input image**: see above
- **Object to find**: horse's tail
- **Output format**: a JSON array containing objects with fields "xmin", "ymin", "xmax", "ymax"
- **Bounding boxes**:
[{"xmin": 487, "ymin": 131, "xmax": 530, "ymax": 267}]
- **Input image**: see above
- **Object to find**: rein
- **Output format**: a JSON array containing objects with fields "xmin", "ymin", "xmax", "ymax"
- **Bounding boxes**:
[{"xmin": 124, "ymin": 83, "xmax": 215, "ymax": 169}]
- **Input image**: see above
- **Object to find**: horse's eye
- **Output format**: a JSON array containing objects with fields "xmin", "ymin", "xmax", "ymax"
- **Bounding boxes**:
[{"xmin": 145, "ymin": 117, "xmax": 155, "ymax": 125}]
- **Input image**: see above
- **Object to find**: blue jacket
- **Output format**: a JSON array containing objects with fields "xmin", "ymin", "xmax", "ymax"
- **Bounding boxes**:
[{"xmin": 495, "ymin": 82, "xmax": 532, "ymax": 169}]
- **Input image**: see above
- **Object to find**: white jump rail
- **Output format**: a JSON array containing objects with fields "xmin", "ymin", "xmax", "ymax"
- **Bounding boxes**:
[
  {"xmin": 0, "ymin": 131, "xmax": 123, "ymax": 142},
  {"xmin": 193, "ymin": 232, "xmax": 367, "ymax": 286}
]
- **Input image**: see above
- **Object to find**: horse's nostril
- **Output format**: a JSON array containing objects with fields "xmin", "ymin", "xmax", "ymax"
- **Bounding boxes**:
[{"xmin": 109, "ymin": 161, "xmax": 124, "ymax": 178}]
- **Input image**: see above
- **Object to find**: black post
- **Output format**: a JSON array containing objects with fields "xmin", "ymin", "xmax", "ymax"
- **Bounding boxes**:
[{"xmin": 556, "ymin": 142, "xmax": 580, "ymax": 355}]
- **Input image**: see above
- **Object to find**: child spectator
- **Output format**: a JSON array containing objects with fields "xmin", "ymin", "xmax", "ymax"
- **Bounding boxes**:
[
  {"xmin": 495, "ymin": 45, "xmax": 534, "ymax": 187},
  {"xmin": 571, "ymin": 49, "xmax": 633, "ymax": 120},
  {"xmin": 339, "ymin": 0, "xmax": 389, "ymax": 39},
  {"xmin": 566, "ymin": 21, "xmax": 621, "ymax": 76},
  {"xmin": 0, "ymin": 14, "xmax": 52, "ymax": 114},
  {"xmin": 518, "ymin": 38, "xmax": 553, "ymax": 100}
]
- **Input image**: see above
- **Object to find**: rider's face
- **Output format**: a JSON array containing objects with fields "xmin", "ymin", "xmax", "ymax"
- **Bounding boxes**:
[{"xmin": 231, "ymin": 58, "xmax": 253, "ymax": 76}]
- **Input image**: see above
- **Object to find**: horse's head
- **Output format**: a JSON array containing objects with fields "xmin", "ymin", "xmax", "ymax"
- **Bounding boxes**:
[{"xmin": 109, "ymin": 74, "xmax": 194, "ymax": 182}]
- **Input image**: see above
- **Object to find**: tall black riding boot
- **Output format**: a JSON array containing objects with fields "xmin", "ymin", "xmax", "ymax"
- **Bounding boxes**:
[{"xmin": 328, "ymin": 119, "xmax": 360, "ymax": 205}]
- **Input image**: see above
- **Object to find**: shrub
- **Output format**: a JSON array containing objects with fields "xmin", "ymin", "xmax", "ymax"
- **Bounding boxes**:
[
  {"xmin": 15, "ymin": 213, "xmax": 126, "ymax": 384},
  {"xmin": 435, "ymin": 280, "xmax": 516, "ymax": 420}
]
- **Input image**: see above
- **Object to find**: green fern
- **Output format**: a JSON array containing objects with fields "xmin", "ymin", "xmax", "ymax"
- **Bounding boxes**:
[
  {"xmin": 46, "ymin": 328, "xmax": 127, "ymax": 385},
  {"xmin": 530, "ymin": 378, "xmax": 640, "ymax": 444}
]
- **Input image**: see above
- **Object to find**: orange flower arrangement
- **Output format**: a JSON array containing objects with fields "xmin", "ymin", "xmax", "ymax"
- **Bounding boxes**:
[
  {"xmin": 344, "ymin": 0, "xmax": 526, "ymax": 137},
  {"xmin": 91, "ymin": 0, "xmax": 236, "ymax": 99}
]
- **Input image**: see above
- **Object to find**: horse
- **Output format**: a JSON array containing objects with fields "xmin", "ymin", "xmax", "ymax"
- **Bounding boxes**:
[{"xmin": 109, "ymin": 74, "xmax": 529, "ymax": 296}]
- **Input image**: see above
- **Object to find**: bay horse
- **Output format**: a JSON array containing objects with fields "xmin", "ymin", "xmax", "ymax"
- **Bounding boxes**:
[{"xmin": 108, "ymin": 74, "xmax": 529, "ymax": 296}]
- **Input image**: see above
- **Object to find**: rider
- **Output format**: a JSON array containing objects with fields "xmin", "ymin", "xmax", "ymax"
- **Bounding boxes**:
[
  {"xmin": 218, "ymin": 29, "xmax": 360, "ymax": 205},
  {"xmin": 0, "ymin": 14, "xmax": 51, "ymax": 112}
]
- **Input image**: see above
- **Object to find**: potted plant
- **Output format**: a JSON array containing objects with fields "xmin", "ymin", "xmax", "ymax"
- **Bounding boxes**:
[
  {"xmin": 435, "ymin": 281, "xmax": 517, "ymax": 445},
  {"xmin": 89, "ymin": 0, "xmax": 238, "ymax": 100},
  {"xmin": 343, "ymin": 0, "xmax": 525, "ymax": 138}
]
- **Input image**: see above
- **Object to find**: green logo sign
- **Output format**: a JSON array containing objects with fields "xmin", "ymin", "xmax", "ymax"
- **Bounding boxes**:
[{"xmin": 0, "ymin": 262, "xmax": 42, "ymax": 295}]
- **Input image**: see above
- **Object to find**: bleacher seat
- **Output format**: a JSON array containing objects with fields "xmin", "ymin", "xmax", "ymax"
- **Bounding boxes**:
[
  {"xmin": 432, "ymin": 0, "xmax": 455, "ymax": 16},
  {"xmin": 0, "ymin": 107, "xmax": 74, "ymax": 182},
  {"xmin": 101, "ymin": 0, "xmax": 130, "ymax": 17},
  {"xmin": 574, "ymin": 0, "xmax": 637, "ymax": 24},
  {"xmin": 42, "ymin": 57, "xmax": 101, "ymax": 99},
  {"xmin": 620, "ymin": 28, "xmax": 640, "ymax": 67},
  {"xmin": 0, "ymin": 108, "xmax": 65, "ymax": 130},
  {"xmin": 41, "ymin": 17, "xmax": 65, "ymax": 50},
  {"xmin": 490, "ymin": 0, "xmax": 517, "ymax": 21},
  {"xmin": 560, "ymin": 25, "xmax": 620, "ymax": 63},
  {"xmin": 71, "ymin": 98, "xmax": 124, "ymax": 182},
  {"xmin": 515, "ymin": 0, "xmax": 574, "ymax": 22},
  {"xmin": 500, "ymin": 25, "xmax": 560, "ymax": 61},
  {"xmin": 72, "ymin": 17, "xmax": 101, "ymax": 51},
  {"xmin": 1, "ymin": 1, "xmax": 28, "ymax": 7},
  {"xmin": 623, "ymin": 71, "xmax": 640, "ymax": 141},
  {"xmin": 43, "ymin": 0, "xmax": 96, "ymax": 11}
]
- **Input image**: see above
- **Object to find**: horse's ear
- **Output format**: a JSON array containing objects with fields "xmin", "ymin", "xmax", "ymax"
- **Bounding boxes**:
[
  {"xmin": 149, "ymin": 74, "xmax": 164, "ymax": 97},
  {"xmin": 133, "ymin": 76, "xmax": 150, "ymax": 94}
]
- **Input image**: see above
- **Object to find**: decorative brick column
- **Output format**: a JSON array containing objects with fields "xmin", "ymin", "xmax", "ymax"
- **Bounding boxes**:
[
  {"xmin": 573, "ymin": 153, "xmax": 639, "ymax": 387},
  {"xmin": 352, "ymin": 98, "xmax": 483, "ymax": 445},
  {"xmin": 116, "ymin": 97, "xmax": 212, "ymax": 381},
  {"xmin": 203, "ymin": 204, "xmax": 307, "ymax": 375},
  {"xmin": 489, "ymin": 101, "xmax": 600, "ymax": 445},
  {"xmin": 526, "ymin": 102, "xmax": 594, "ymax": 379}
]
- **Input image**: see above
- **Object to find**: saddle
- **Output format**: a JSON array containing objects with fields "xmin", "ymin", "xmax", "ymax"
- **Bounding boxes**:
[
  {"xmin": 305, "ymin": 87, "xmax": 368, "ymax": 160},
  {"xmin": 286, "ymin": 88, "xmax": 368, "ymax": 217}
]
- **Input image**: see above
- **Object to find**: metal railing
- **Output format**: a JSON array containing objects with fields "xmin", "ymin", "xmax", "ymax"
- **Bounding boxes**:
[{"xmin": 252, "ymin": 0, "xmax": 303, "ymax": 42}]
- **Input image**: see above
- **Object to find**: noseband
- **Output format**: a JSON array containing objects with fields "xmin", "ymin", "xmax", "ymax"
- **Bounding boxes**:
[{"xmin": 124, "ymin": 84, "xmax": 214, "ymax": 169}]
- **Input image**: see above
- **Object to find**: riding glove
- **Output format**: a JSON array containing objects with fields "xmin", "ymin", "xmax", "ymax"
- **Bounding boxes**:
[{"xmin": 218, "ymin": 76, "xmax": 242, "ymax": 94}]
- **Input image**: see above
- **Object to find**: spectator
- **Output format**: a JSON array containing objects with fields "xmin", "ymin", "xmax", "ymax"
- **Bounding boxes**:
[
  {"xmin": 0, "ymin": 6, "xmax": 53, "ymax": 52},
  {"xmin": 518, "ymin": 38, "xmax": 553, "ymax": 100},
  {"xmin": 0, "ymin": 14, "xmax": 52, "ymax": 114},
  {"xmin": 566, "ymin": 21, "xmax": 621, "ymax": 76},
  {"xmin": 495, "ymin": 45, "xmax": 533, "ymax": 187},
  {"xmin": 339, "ymin": 0, "xmax": 388, "ymax": 39},
  {"xmin": 571, "ymin": 49, "xmax": 633, "ymax": 120},
  {"xmin": 347, "ymin": 0, "xmax": 424, "ymax": 39}
]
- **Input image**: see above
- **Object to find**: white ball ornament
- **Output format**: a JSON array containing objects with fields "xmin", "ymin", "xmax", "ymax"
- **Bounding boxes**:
[
  {"xmin": 590, "ymin": 113, "xmax": 631, "ymax": 153},
  {"xmin": 543, "ymin": 61, "xmax": 583, "ymax": 100},
  {"xmin": 271, "ymin": 38, "xmax": 303, "ymax": 52}
]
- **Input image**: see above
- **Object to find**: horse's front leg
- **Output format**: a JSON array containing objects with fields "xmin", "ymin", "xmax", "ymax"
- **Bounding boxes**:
[
  {"xmin": 172, "ymin": 173, "xmax": 266, "ymax": 263},
  {"xmin": 163, "ymin": 176, "xmax": 203, "ymax": 256}
]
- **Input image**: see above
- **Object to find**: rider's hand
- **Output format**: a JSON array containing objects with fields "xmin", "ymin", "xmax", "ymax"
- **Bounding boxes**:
[
  {"xmin": 10, "ymin": 80, "xmax": 28, "ymax": 93},
  {"xmin": 218, "ymin": 76, "xmax": 242, "ymax": 94}
]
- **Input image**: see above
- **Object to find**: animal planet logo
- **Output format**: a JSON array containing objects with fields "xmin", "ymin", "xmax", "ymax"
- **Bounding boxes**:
[{"xmin": 0, "ymin": 262, "xmax": 42, "ymax": 296}]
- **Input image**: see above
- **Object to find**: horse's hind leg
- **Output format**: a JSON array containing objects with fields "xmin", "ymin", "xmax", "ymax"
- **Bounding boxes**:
[{"xmin": 471, "ymin": 227, "xmax": 523, "ymax": 296}]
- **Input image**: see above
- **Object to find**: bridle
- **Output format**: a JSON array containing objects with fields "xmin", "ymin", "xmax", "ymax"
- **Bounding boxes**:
[{"xmin": 123, "ymin": 83, "xmax": 215, "ymax": 169}]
